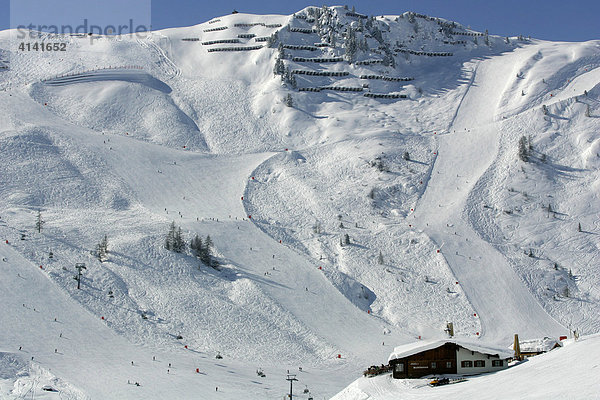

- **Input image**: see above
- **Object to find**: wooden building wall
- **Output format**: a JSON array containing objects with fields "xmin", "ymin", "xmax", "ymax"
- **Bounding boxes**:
[{"xmin": 390, "ymin": 343, "xmax": 458, "ymax": 378}]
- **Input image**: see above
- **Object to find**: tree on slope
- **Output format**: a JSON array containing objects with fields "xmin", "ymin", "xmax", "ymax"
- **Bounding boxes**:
[
  {"xmin": 165, "ymin": 222, "xmax": 185, "ymax": 253},
  {"xmin": 165, "ymin": 222, "xmax": 176, "ymax": 251},
  {"xmin": 35, "ymin": 210, "xmax": 45, "ymax": 233},
  {"xmin": 518, "ymin": 136, "xmax": 529, "ymax": 162},
  {"xmin": 97, "ymin": 235, "xmax": 109, "ymax": 262},
  {"xmin": 200, "ymin": 235, "xmax": 214, "ymax": 267},
  {"xmin": 284, "ymin": 94, "xmax": 293, "ymax": 107},
  {"xmin": 190, "ymin": 234, "xmax": 203, "ymax": 257},
  {"xmin": 344, "ymin": 27, "xmax": 358, "ymax": 62}
]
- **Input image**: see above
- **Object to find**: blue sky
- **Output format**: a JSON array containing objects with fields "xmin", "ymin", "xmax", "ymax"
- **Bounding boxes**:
[{"xmin": 2, "ymin": 0, "xmax": 599, "ymax": 41}]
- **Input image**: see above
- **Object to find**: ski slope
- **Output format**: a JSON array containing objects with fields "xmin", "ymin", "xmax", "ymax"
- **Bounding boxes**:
[
  {"xmin": 412, "ymin": 46, "xmax": 565, "ymax": 343},
  {"xmin": 0, "ymin": 5, "xmax": 599, "ymax": 399}
]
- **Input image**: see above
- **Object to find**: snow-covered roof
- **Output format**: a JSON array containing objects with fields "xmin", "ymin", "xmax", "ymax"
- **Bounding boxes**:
[
  {"xmin": 388, "ymin": 339, "xmax": 513, "ymax": 362},
  {"xmin": 511, "ymin": 337, "xmax": 562, "ymax": 353}
]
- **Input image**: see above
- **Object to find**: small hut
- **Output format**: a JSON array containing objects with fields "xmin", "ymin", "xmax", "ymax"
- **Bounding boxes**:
[{"xmin": 511, "ymin": 337, "xmax": 562, "ymax": 358}]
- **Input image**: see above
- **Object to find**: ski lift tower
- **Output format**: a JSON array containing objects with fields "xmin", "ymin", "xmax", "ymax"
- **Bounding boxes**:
[
  {"xmin": 75, "ymin": 263, "xmax": 86, "ymax": 289},
  {"xmin": 286, "ymin": 373, "xmax": 298, "ymax": 399}
]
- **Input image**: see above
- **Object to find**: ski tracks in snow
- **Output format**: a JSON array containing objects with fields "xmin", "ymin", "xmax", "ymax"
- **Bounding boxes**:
[{"xmin": 415, "ymin": 49, "xmax": 566, "ymax": 343}]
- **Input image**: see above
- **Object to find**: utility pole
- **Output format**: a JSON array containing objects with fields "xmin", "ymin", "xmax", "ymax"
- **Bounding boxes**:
[
  {"xmin": 286, "ymin": 373, "xmax": 298, "ymax": 399},
  {"xmin": 75, "ymin": 263, "xmax": 86, "ymax": 289}
]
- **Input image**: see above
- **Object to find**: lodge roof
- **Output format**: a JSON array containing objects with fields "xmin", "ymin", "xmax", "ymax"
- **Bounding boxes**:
[
  {"xmin": 510, "ymin": 337, "xmax": 562, "ymax": 353},
  {"xmin": 388, "ymin": 339, "xmax": 513, "ymax": 362}
]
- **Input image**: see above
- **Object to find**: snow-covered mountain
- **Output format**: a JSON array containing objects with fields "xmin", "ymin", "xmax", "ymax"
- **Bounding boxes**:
[{"xmin": 0, "ymin": 5, "xmax": 598, "ymax": 399}]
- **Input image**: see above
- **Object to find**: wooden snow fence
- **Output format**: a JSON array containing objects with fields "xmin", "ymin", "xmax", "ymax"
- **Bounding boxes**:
[
  {"xmin": 292, "ymin": 70, "xmax": 349, "ymax": 77},
  {"xmin": 451, "ymin": 31, "xmax": 484, "ymax": 36},
  {"xmin": 234, "ymin": 22, "xmax": 282, "ymax": 29},
  {"xmin": 437, "ymin": 20, "xmax": 456, "ymax": 29},
  {"xmin": 298, "ymin": 86, "xmax": 362, "ymax": 93},
  {"xmin": 413, "ymin": 12, "xmax": 431, "ymax": 20},
  {"xmin": 208, "ymin": 19, "xmax": 221, "ymax": 24},
  {"xmin": 207, "ymin": 45, "xmax": 263, "ymax": 52},
  {"xmin": 346, "ymin": 12, "xmax": 368, "ymax": 19},
  {"xmin": 181, "ymin": 38, "xmax": 200, "ymax": 42},
  {"xmin": 238, "ymin": 33, "xmax": 256, "ymax": 38},
  {"xmin": 360, "ymin": 75, "xmax": 413, "ymax": 82},
  {"xmin": 314, "ymin": 43, "xmax": 331, "ymax": 47},
  {"xmin": 356, "ymin": 59, "xmax": 383, "ymax": 65},
  {"xmin": 254, "ymin": 37, "xmax": 270, "ymax": 42},
  {"xmin": 290, "ymin": 27, "xmax": 316, "ymax": 34},
  {"xmin": 443, "ymin": 40, "xmax": 467, "ymax": 45},
  {"xmin": 202, "ymin": 39, "xmax": 240, "ymax": 45},
  {"xmin": 204, "ymin": 26, "xmax": 228, "ymax": 33},
  {"xmin": 320, "ymin": 86, "xmax": 363, "ymax": 92},
  {"xmin": 364, "ymin": 93, "xmax": 407, "ymax": 99},
  {"xmin": 298, "ymin": 87, "xmax": 322, "ymax": 92},
  {"xmin": 396, "ymin": 49, "xmax": 453, "ymax": 57},
  {"xmin": 292, "ymin": 56, "xmax": 343, "ymax": 63},
  {"xmin": 294, "ymin": 14, "xmax": 307, "ymax": 20},
  {"xmin": 283, "ymin": 44, "xmax": 319, "ymax": 51}
]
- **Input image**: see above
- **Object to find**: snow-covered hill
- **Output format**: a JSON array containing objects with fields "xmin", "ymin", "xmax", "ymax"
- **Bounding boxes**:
[{"xmin": 0, "ymin": 5, "xmax": 598, "ymax": 399}]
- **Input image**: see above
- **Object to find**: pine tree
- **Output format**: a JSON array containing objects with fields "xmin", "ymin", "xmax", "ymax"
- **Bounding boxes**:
[
  {"xmin": 173, "ymin": 227, "xmax": 185, "ymax": 253},
  {"xmin": 165, "ymin": 221, "xmax": 177, "ymax": 251},
  {"xmin": 205, "ymin": 235, "xmax": 213, "ymax": 250},
  {"xmin": 97, "ymin": 235, "xmax": 109, "ymax": 262},
  {"xmin": 518, "ymin": 136, "xmax": 529, "ymax": 162},
  {"xmin": 344, "ymin": 233, "xmax": 350, "ymax": 245},
  {"xmin": 289, "ymin": 73, "xmax": 297, "ymax": 89},
  {"xmin": 200, "ymin": 235, "xmax": 213, "ymax": 266},
  {"xmin": 585, "ymin": 104, "xmax": 591, "ymax": 117},
  {"xmin": 273, "ymin": 57, "xmax": 285, "ymax": 76},
  {"xmin": 344, "ymin": 27, "xmax": 357, "ymax": 62},
  {"xmin": 284, "ymin": 94, "xmax": 293, "ymax": 107},
  {"xmin": 267, "ymin": 31, "xmax": 278, "ymax": 48},
  {"xmin": 377, "ymin": 251, "xmax": 384, "ymax": 264},
  {"xmin": 35, "ymin": 210, "xmax": 45, "ymax": 233},
  {"xmin": 578, "ymin": 222, "xmax": 582, "ymax": 232},
  {"xmin": 190, "ymin": 234, "xmax": 203, "ymax": 257}
]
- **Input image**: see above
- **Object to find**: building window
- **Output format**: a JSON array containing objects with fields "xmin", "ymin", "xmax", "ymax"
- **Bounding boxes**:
[
  {"xmin": 474, "ymin": 360, "xmax": 485, "ymax": 367},
  {"xmin": 461, "ymin": 360, "xmax": 473, "ymax": 368},
  {"xmin": 446, "ymin": 361, "xmax": 452, "ymax": 369},
  {"xmin": 395, "ymin": 363, "xmax": 404, "ymax": 372},
  {"xmin": 431, "ymin": 362, "xmax": 437, "ymax": 369},
  {"xmin": 492, "ymin": 360, "xmax": 504, "ymax": 367}
]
